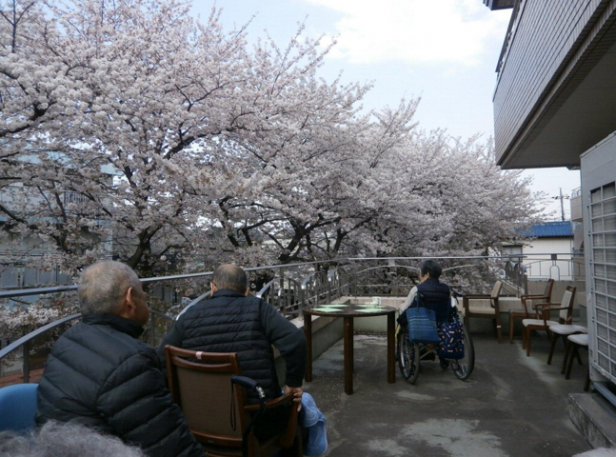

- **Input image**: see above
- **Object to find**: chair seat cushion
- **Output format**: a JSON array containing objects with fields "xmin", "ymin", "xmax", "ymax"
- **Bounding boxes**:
[
  {"xmin": 550, "ymin": 324, "xmax": 587, "ymax": 335},
  {"xmin": 568, "ymin": 333, "xmax": 589, "ymax": 346},
  {"xmin": 522, "ymin": 318, "xmax": 558, "ymax": 327},
  {"xmin": 469, "ymin": 307, "xmax": 495, "ymax": 315}
]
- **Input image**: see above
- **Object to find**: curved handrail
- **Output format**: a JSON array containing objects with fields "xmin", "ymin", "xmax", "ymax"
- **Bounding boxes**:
[
  {"xmin": 1, "ymin": 254, "xmax": 569, "ymax": 300},
  {"xmin": 353, "ymin": 265, "xmax": 420, "ymax": 277},
  {"xmin": 0, "ymin": 313, "xmax": 81, "ymax": 361},
  {"xmin": 176, "ymin": 290, "xmax": 211, "ymax": 320},
  {"xmin": 257, "ymin": 277, "xmax": 301, "ymax": 298}
]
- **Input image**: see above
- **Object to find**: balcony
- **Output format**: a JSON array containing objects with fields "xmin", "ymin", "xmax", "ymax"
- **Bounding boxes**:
[
  {"xmin": 0, "ymin": 255, "xmax": 604, "ymax": 452},
  {"xmin": 305, "ymin": 333, "xmax": 593, "ymax": 455}
]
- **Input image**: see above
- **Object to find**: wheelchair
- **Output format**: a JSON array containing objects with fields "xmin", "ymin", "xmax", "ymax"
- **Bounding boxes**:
[{"xmin": 397, "ymin": 296, "xmax": 475, "ymax": 385}]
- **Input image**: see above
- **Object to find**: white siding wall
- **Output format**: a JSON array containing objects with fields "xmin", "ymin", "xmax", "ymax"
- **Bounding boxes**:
[{"xmin": 522, "ymin": 237, "xmax": 574, "ymax": 280}]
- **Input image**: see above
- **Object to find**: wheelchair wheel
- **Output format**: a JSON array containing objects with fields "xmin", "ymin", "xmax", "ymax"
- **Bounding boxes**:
[
  {"xmin": 398, "ymin": 332, "xmax": 420, "ymax": 384},
  {"xmin": 452, "ymin": 328, "xmax": 475, "ymax": 380}
]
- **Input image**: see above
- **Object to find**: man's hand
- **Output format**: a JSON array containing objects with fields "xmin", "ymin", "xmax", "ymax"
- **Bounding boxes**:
[{"xmin": 283, "ymin": 385, "xmax": 303, "ymax": 412}]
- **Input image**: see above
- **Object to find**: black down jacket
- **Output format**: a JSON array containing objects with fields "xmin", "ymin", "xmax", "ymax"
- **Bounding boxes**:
[
  {"xmin": 36, "ymin": 313, "xmax": 203, "ymax": 457},
  {"xmin": 159, "ymin": 289, "xmax": 306, "ymax": 404},
  {"xmin": 417, "ymin": 278, "xmax": 453, "ymax": 323}
]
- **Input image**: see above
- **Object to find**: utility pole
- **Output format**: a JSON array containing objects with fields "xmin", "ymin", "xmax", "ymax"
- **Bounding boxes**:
[{"xmin": 552, "ymin": 188, "xmax": 570, "ymax": 221}]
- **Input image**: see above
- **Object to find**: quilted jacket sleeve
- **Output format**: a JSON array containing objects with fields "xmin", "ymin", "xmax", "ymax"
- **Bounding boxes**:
[{"xmin": 96, "ymin": 346, "xmax": 203, "ymax": 457}]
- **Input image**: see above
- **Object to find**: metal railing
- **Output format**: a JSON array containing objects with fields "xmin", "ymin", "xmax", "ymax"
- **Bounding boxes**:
[{"xmin": 0, "ymin": 253, "xmax": 576, "ymax": 383}]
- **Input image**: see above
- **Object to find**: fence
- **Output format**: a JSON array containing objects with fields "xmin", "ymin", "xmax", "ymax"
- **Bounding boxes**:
[{"xmin": 0, "ymin": 254, "xmax": 566, "ymax": 382}]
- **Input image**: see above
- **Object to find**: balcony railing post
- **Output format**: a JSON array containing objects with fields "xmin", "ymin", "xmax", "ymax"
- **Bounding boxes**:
[
  {"xmin": 23, "ymin": 340, "xmax": 30, "ymax": 384},
  {"xmin": 149, "ymin": 311, "xmax": 156, "ymax": 347}
]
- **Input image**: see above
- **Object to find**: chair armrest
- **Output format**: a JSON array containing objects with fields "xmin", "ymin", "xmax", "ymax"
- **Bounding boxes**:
[
  {"xmin": 463, "ymin": 294, "xmax": 491, "ymax": 299},
  {"xmin": 245, "ymin": 392, "xmax": 299, "ymax": 448},
  {"xmin": 535, "ymin": 304, "xmax": 569, "ymax": 322},
  {"xmin": 244, "ymin": 392, "xmax": 295, "ymax": 412},
  {"xmin": 534, "ymin": 303, "xmax": 562, "ymax": 311},
  {"xmin": 521, "ymin": 294, "xmax": 549, "ymax": 301}
]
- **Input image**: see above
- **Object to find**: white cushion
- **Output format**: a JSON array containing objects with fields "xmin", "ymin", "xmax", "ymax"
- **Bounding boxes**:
[
  {"xmin": 549, "ymin": 324, "xmax": 587, "ymax": 335},
  {"xmin": 568, "ymin": 333, "xmax": 589, "ymax": 346},
  {"xmin": 523, "ymin": 318, "xmax": 558, "ymax": 327}
]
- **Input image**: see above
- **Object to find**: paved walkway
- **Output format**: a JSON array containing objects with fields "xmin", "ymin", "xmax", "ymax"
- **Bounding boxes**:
[
  {"xmin": 303, "ymin": 333, "xmax": 592, "ymax": 457},
  {"xmin": 0, "ymin": 368, "xmax": 43, "ymax": 388}
]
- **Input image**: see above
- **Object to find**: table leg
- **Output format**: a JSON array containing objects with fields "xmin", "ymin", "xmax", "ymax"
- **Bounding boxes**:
[
  {"xmin": 344, "ymin": 316, "xmax": 354, "ymax": 394},
  {"xmin": 304, "ymin": 314, "xmax": 313, "ymax": 382},
  {"xmin": 387, "ymin": 312, "xmax": 395, "ymax": 384}
]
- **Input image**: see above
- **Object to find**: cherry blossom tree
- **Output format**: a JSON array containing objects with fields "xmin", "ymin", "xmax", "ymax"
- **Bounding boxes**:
[{"xmin": 0, "ymin": 0, "xmax": 539, "ymax": 284}]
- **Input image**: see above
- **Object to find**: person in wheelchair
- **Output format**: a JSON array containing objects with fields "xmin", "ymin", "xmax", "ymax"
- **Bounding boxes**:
[
  {"xmin": 397, "ymin": 260, "xmax": 473, "ymax": 382},
  {"xmin": 398, "ymin": 259, "xmax": 454, "ymax": 335}
]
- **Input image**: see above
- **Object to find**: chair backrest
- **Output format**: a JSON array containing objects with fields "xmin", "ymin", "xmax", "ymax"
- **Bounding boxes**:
[
  {"xmin": 164, "ymin": 345, "xmax": 246, "ymax": 448},
  {"xmin": 559, "ymin": 286, "xmax": 577, "ymax": 323},
  {"xmin": 491, "ymin": 281, "xmax": 503, "ymax": 299},
  {"xmin": 0, "ymin": 383, "xmax": 38, "ymax": 433},
  {"xmin": 544, "ymin": 279, "xmax": 555, "ymax": 299}
]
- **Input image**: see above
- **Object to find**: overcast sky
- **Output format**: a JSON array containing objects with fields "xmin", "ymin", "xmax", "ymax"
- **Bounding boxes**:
[{"xmin": 192, "ymin": 0, "xmax": 580, "ymax": 220}]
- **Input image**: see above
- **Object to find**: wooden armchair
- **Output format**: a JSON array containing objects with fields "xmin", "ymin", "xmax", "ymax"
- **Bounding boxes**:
[
  {"xmin": 522, "ymin": 286, "xmax": 576, "ymax": 357},
  {"xmin": 164, "ymin": 345, "xmax": 301, "ymax": 457},
  {"xmin": 463, "ymin": 281, "xmax": 503, "ymax": 343},
  {"xmin": 509, "ymin": 279, "xmax": 554, "ymax": 343}
]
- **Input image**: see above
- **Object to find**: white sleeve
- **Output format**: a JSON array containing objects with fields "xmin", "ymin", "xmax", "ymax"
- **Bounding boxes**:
[{"xmin": 400, "ymin": 286, "xmax": 418, "ymax": 313}]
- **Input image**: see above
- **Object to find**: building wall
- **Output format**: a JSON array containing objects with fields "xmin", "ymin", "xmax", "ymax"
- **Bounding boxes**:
[
  {"xmin": 581, "ymin": 132, "xmax": 616, "ymax": 385},
  {"xmin": 493, "ymin": 0, "xmax": 604, "ymax": 163},
  {"xmin": 521, "ymin": 237, "xmax": 575, "ymax": 280}
]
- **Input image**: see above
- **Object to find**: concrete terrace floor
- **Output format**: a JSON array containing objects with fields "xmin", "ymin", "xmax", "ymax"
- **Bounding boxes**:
[{"xmin": 302, "ymin": 332, "xmax": 592, "ymax": 457}]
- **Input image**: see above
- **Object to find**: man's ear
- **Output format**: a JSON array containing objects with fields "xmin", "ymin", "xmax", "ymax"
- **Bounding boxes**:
[
  {"xmin": 124, "ymin": 287, "xmax": 137, "ymax": 309},
  {"xmin": 244, "ymin": 287, "xmax": 249, "ymax": 296},
  {"xmin": 118, "ymin": 287, "xmax": 136, "ymax": 318},
  {"xmin": 210, "ymin": 282, "xmax": 218, "ymax": 294}
]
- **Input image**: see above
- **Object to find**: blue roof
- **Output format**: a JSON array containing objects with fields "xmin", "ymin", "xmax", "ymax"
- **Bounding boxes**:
[{"xmin": 521, "ymin": 221, "xmax": 573, "ymax": 238}]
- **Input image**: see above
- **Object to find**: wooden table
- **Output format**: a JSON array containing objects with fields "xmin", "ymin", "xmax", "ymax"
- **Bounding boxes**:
[{"xmin": 303, "ymin": 304, "xmax": 397, "ymax": 394}]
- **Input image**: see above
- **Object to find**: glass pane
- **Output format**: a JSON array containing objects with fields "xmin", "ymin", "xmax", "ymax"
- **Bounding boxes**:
[
  {"xmin": 605, "ymin": 183, "xmax": 616, "ymax": 199},
  {"xmin": 608, "ymin": 280, "xmax": 616, "ymax": 297},
  {"xmin": 607, "ymin": 249, "xmax": 616, "ymax": 263},
  {"xmin": 608, "ymin": 265, "xmax": 616, "ymax": 279},
  {"xmin": 595, "ymin": 279, "xmax": 607, "ymax": 294},
  {"xmin": 605, "ymin": 233, "xmax": 616, "ymax": 247},
  {"xmin": 23, "ymin": 268, "xmax": 38, "ymax": 286},
  {"xmin": 599, "ymin": 338, "xmax": 609, "ymax": 355},
  {"xmin": 595, "ymin": 264, "xmax": 606, "ymax": 277},
  {"xmin": 605, "ymin": 199, "xmax": 616, "ymax": 216},
  {"xmin": 39, "ymin": 270, "xmax": 56, "ymax": 284},
  {"xmin": 605, "ymin": 214, "xmax": 616, "ymax": 231},
  {"xmin": 596, "ymin": 294, "xmax": 607, "ymax": 309},
  {"xmin": 592, "ymin": 204, "xmax": 603, "ymax": 217},
  {"xmin": 592, "ymin": 189, "xmax": 603, "ymax": 204},
  {"xmin": 597, "ymin": 309, "xmax": 608, "ymax": 325},
  {"xmin": 599, "ymin": 353, "xmax": 610, "ymax": 370},
  {"xmin": 1, "ymin": 267, "xmax": 19, "ymax": 288},
  {"xmin": 595, "ymin": 249, "xmax": 606, "ymax": 263},
  {"xmin": 593, "ymin": 218, "xmax": 604, "ymax": 232},
  {"xmin": 594, "ymin": 235, "xmax": 604, "ymax": 247},
  {"xmin": 598, "ymin": 323, "xmax": 609, "ymax": 339}
]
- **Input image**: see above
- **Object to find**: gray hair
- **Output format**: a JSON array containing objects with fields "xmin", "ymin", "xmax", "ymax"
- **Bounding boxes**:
[
  {"xmin": 212, "ymin": 264, "xmax": 248, "ymax": 293},
  {"xmin": 78, "ymin": 260, "xmax": 142, "ymax": 315},
  {"xmin": 0, "ymin": 421, "xmax": 145, "ymax": 457}
]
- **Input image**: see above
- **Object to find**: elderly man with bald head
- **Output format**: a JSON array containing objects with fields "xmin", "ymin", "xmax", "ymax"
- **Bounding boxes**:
[
  {"xmin": 159, "ymin": 264, "xmax": 307, "ymax": 443},
  {"xmin": 36, "ymin": 261, "xmax": 203, "ymax": 457}
]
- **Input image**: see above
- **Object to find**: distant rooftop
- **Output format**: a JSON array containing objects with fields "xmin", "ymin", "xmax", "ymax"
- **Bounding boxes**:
[{"xmin": 521, "ymin": 221, "xmax": 574, "ymax": 238}]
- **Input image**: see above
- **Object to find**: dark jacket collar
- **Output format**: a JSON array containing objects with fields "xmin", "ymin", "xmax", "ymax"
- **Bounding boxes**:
[
  {"xmin": 211, "ymin": 289, "xmax": 246, "ymax": 299},
  {"xmin": 82, "ymin": 313, "xmax": 144, "ymax": 339}
]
